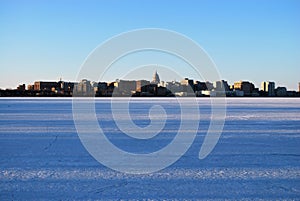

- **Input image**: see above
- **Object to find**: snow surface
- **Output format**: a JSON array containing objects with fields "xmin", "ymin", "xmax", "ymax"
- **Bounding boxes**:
[{"xmin": 0, "ymin": 98, "xmax": 299, "ymax": 200}]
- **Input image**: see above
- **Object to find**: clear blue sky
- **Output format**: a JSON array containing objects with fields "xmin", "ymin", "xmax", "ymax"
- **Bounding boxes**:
[{"xmin": 1, "ymin": 0, "xmax": 299, "ymax": 90}]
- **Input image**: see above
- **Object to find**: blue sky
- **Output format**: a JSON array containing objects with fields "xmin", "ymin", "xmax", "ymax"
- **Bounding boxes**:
[{"xmin": 0, "ymin": 0, "xmax": 299, "ymax": 90}]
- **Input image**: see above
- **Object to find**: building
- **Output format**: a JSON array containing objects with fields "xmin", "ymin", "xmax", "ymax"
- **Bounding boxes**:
[
  {"xmin": 261, "ymin": 81, "xmax": 275, "ymax": 96},
  {"xmin": 152, "ymin": 70, "xmax": 160, "ymax": 84},
  {"xmin": 96, "ymin": 82, "xmax": 108, "ymax": 96},
  {"xmin": 194, "ymin": 81, "xmax": 207, "ymax": 91},
  {"xmin": 34, "ymin": 81, "xmax": 58, "ymax": 91},
  {"xmin": 201, "ymin": 90, "xmax": 217, "ymax": 97},
  {"xmin": 136, "ymin": 80, "xmax": 150, "ymax": 92},
  {"xmin": 106, "ymin": 82, "xmax": 116, "ymax": 96},
  {"xmin": 58, "ymin": 81, "xmax": 75, "ymax": 93},
  {"xmin": 27, "ymin": 85, "xmax": 34, "ymax": 91},
  {"xmin": 233, "ymin": 90, "xmax": 244, "ymax": 97},
  {"xmin": 205, "ymin": 81, "xmax": 214, "ymax": 91},
  {"xmin": 74, "ymin": 79, "xmax": 93, "ymax": 95},
  {"xmin": 252, "ymin": 88, "xmax": 260, "ymax": 97},
  {"xmin": 286, "ymin": 91, "xmax": 297, "ymax": 97},
  {"xmin": 17, "ymin": 84, "xmax": 26, "ymax": 91},
  {"xmin": 166, "ymin": 81, "xmax": 181, "ymax": 94},
  {"xmin": 276, "ymin": 87, "xmax": 287, "ymax": 97},
  {"xmin": 181, "ymin": 78, "xmax": 194, "ymax": 93},
  {"xmin": 298, "ymin": 82, "xmax": 300, "ymax": 93},
  {"xmin": 114, "ymin": 80, "xmax": 136, "ymax": 95},
  {"xmin": 157, "ymin": 86, "xmax": 168, "ymax": 96},
  {"xmin": 159, "ymin": 81, "xmax": 165, "ymax": 87},
  {"xmin": 213, "ymin": 80, "xmax": 230, "ymax": 92},
  {"xmin": 234, "ymin": 81, "xmax": 255, "ymax": 96}
]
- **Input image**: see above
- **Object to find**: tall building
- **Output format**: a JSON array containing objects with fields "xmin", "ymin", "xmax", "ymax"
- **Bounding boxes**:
[
  {"xmin": 152, "ymin": 70, "xmax": 160, "ymax": 84},
  {"xmin": 234, "ymin": 81, "xmax": 255, "ymax": 96},
  {"xmin": 74, "ymin": 79, "xmax": 93, "ymax": 95},
  {"xmin": 298, "ymin": 82, "xmax": 300, "ymax": 92},
  {"xmin": 261, "ymin": 81, "xmax": 275, "ymax": 96}
]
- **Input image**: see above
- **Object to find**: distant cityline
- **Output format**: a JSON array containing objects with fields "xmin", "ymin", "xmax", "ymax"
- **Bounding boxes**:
[{"xmin": 1, "ymin": 71, "xmax": 300, "ymax": 97}]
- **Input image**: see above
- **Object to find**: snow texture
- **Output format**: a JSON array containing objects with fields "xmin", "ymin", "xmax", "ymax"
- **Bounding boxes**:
[{"xmin": 0, "ymin": 98, "xmax": 299, "ymax": 200}]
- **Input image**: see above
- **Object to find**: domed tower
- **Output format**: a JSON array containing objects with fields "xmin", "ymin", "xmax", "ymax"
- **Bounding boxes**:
[{"xmin": 152, "ymin": 70, "xmax": 160, "ymax": 84}]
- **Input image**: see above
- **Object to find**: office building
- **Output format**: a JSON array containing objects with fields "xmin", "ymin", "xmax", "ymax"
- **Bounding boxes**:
[
  {"xmin": 234, "ymin": 81, "xmax": 255, "ymax": 96},
  {"xmin": 261, "ymin": 81, "xmax": 275, "ymax": 96},
  {"xmin": 114, "ymin": 80, "xmax": 136, "ymax": 95}
]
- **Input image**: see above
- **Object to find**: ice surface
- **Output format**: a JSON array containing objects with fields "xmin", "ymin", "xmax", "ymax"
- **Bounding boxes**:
[{"xmin": 0, "ymin": 98, "xmax": 299, "ymax": 200}]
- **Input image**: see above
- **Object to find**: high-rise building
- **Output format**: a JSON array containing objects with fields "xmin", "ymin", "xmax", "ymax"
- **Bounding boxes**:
[
  {"xmin": 152, "ymin": 70, "xmax": 160, "ymax": 84},
  {"xmin": 261, "ymin": 81, "xmax": 275, "ymax": 96},
  {"xmin": 298, "ymin": 82, "xmax": 300, "ymax": 93},
  {"xmin": 74, "ymin": 79, "xmax": 93, "ymax": 95},
  {"xmin": 234, "ymin": 81, "xmax": 255, "ymax": 96}
]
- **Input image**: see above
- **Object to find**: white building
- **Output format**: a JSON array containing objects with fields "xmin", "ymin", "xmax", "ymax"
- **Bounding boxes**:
[{"xmin": 152, "ymin": 70, "xmax": 160, "ymax": 84}]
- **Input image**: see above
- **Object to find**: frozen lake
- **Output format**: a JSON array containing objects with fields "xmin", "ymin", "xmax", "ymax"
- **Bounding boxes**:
[{"xmin": 0, "ymin": 98, "xmax": 299, "ymax": 200}]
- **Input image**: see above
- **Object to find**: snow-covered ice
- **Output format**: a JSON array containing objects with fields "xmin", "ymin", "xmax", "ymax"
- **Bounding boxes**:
[{"xmin": 0, "ymin": 98, "xmax": 299, "ymax": 200}]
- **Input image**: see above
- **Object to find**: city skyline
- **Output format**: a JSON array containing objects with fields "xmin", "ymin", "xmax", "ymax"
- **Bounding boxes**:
[
  {"xmin": 1, "ymin": 1, "xmax": 300, "ymax": 90},
  {"xmin": 1, "ymin": 70, "xmax": 299, "ymax": 97},
  {"xmin": 0, "ymin": 70, "xmax": 299, "ymax": 93}
]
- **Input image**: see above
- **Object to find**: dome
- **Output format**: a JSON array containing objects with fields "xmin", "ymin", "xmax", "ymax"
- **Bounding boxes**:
[{"xmin": 152, "ymin": 70, "xmax": 160, "ymax": 84}]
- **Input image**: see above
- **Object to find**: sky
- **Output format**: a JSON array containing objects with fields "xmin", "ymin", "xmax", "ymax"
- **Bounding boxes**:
[{"xmin": 0, "ymin": 0, "xmax": 299, "ymax": 90}]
